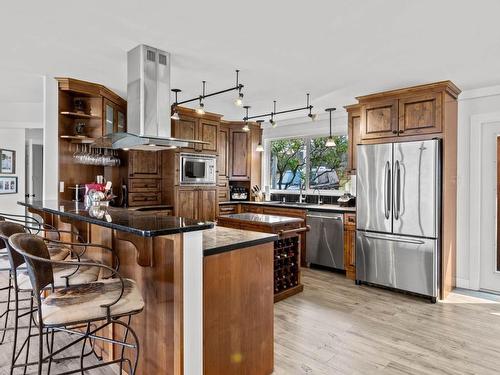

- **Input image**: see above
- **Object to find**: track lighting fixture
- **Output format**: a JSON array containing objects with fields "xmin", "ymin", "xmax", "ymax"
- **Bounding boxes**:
[
  {"xmin": 195, "ymin": 81, "xmax": 206, "ymax": 115},
  {"xmin": 242, "ymin": 106, "xmax": 251, "ymax": 132},
  {"xmin": 174, "ymin": 70, "xmax": 245, "ymax": 112},
  {"xmin": 243, "ymin": 95, "xmax": 315, "ymax": 125},
  {"xmin": 171, "ymin": 89, "xmax": 181, "ymax": 120},
  {"xmin": 255, "ymin": 120, "xmax": 264, "ymax": 152},
  {"xmin": 234, "ymin": 70, "xmax": 244, "ymax": 107},
  {"xmin": 306, "ymin": 93, "xmax": 317, "ymax": 121},
  {"xmin": 325, "ymin": 107, "xmax": 337, "ymax": 147}
]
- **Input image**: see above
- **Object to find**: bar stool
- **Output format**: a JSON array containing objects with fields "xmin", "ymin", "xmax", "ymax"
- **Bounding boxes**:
[{"xmin": 9, "ymin": 233, "xmax": 144, "ymax": 375}]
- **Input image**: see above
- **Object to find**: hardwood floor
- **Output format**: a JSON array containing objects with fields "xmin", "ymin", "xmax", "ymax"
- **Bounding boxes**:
[
  {"xmin": 1, "ymin": 268, "xmax": 500, "ymax": 374},
  {"xmin": 273, "ymin": 269, "xmax": 500, "ymax": 375}
]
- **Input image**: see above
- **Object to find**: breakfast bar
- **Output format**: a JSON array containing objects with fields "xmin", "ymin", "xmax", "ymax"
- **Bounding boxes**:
[{"xmin": 19, "ymin": 200, "xmax": 278, "ymax": 375}]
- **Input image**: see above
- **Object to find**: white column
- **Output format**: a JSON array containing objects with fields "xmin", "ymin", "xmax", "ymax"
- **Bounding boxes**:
[
  {"xmin": 182, "ymin": 230, "xmax": 203, "ymax": 375},
  {"xmin": 42, "ymin": 75, "xmax": 58, "ymax": 200}
]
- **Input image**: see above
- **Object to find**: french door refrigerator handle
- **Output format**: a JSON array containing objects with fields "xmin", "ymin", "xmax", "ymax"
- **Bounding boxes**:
[
  {"xmin": 394, "ymin": 160, "xmax": 401, "ymax": 220},
  {"xmin": 384, "ymin": 161, "xmax": 391, "ymax": 219},
  {"xmin": 362, "ymin": 233, "xmax": 425, "ymax": 245}
]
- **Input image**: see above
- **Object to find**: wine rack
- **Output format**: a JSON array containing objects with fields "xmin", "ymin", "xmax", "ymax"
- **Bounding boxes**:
[{"xmin": 273, "ymin": 235, "xmax": 302, "ymax": 302}]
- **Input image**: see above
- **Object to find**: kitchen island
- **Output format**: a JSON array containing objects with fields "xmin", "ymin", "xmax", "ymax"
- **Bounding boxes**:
[{"xmin": 19, "ymin": 200, "xmax": 277, "ymax": 375}]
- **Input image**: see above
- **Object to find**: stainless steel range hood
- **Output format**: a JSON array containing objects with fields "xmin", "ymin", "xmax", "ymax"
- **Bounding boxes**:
[{"xmin": 94, "ymin": 44, "xmax": 205, "ymax": 150}]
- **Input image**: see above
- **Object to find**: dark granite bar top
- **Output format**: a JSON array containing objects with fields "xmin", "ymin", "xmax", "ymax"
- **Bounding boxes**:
[
  {"xmin": 219, "ymin": 200, "xmax": 356, "ymax": 213},
  {"xmin": 203, "ymin": 226, "xmax": 278, "ymax": 256},
  {"xmin": 19, "ymin": 200, "xmax": 213, "ymax": 237},
  {"xmin": 219, "ymin": 213, "xmax": 304, "ymax": 224}
]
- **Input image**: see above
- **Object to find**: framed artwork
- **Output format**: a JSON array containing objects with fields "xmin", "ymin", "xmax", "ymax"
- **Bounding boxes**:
[
  {"xmin": 0, "ymin": 149, "xmax": 15, "ymax": 174},
  {"xmin": 0, "ymin": 176, "xmax": 17, "ymax": 194}
]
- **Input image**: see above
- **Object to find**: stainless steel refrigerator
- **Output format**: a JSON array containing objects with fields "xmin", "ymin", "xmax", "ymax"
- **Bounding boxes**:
[{"xmin": 356, "ymin": 139, "xmax": 440, "ymax": 301}]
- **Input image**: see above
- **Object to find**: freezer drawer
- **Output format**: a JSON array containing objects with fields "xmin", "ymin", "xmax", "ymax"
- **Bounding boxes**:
[
  {"xmin": 306, "ymin": 212, "xmax": 344, "ymax": 270},
  {"xmin": 356, "ymin": 231, "xmax": 438, "ymax": 297}
]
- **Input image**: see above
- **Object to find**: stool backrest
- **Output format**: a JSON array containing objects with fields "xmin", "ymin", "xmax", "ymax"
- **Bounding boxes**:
[
  {"xmin": 8, "ymin": 233, "xmax": 54, "ymax": 294},
  {"xmin": 0, "ymin": 221, "xmax": 26, "ymax": 270}
]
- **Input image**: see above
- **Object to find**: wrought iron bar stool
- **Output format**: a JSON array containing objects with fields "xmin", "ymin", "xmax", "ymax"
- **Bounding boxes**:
[
  {"xmin": 9, "ymin": 233, "xmax": 144, "ymax": 375},
  {"xmin": 0, "ymin": 219, "xmax": 120, "ymax": 374}
]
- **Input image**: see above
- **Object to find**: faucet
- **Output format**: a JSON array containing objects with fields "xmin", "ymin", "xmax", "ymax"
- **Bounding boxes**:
[
  {"xmin": 299, "ymin": 184, "xmax": 305, "ymax": 204},
  {"xmin": 313, "ymin": 188, "xmax": 323, "ymax": 205}
]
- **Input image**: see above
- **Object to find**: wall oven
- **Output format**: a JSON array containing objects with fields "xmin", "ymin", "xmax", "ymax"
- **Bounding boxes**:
[{"xmin": 179, "ymin": 153, "xmax": 216, "ymax": 185}]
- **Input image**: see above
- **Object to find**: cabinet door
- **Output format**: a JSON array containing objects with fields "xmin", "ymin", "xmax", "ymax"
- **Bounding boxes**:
[
  {"xmin": 218, "ymin": 126, "xmax": 229, "ymax": 178},
  {"xmin": 172, "ymin": 115, "xmax": 197, "ymax": 152},
  {"xmin": 104, "ymin": 99, "xmax": 115, "ymax": 135},
  {"xmin": 398, "ymin": 93, "xmax": 442, "ymax": 136},
  {"xmin": 229, "ymin": 129, "xmax": 250, "ymax": 180},
  {"xmin": 117, "ymin": 107, "xmax": 126, "ymax": 133},
  {"xmin": 360, "ymin": 100, "xmax": 398, "ymax": 140},
  {"xmin": 198, "ymin": 188, "xmax": 217, "ymax": 222},
  {"xmin": 176, "ymin": 188, "xmax": 198, "ymax": 220},
  {"xmin": 129, "ymin": 151, "xmax": 162, "ymax": 178},
  {"xmin": 199, "ymin": 119, "xmax": 219, "ymax": 153},
  {"xmin": 347, "ymin": 108, "xmax": 361, "ymax": 173},
  {"xmin": 344, "ymin": 213, "xmax": 356, "ymax": 280}
]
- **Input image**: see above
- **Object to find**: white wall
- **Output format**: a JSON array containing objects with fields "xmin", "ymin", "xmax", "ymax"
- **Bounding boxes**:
[
  {"xmin": 456, "ymin": 85, "xmax": 500, "ymax": 289},
  {"xmin": 0, "ymin": 129, "xmax": 26, "ymax": 214}
]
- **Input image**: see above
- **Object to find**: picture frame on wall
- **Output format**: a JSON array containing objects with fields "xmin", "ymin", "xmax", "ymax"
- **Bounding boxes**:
[
  {"xmin": 0, "ymin": 149, "xmax": 16, "ymax": 174},
  {"xmin": 0, "ymin": 176, "xmax": 17, "ymax": 194}
]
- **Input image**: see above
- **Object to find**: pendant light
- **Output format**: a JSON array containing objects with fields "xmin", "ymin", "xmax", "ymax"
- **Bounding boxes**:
[
  {"xmin": 171, "ymin": 88, "xmax": 181, "ymax": 120},
  {"xmin": 325, "ymin": 107, "xmax": 337, "ymax": 147},
  {"xmin": 306, "ymin": 93, "xmax": 317, "ymax": 121},
  {"xmin": 234, "ymin": 70, "xmax": 244, "ymax": 107},
  {"xmin": 270, "ymin": 100, "xmax": 277, "ymax": 128},
  {"xmin": 196, "ymin": 81, "xmax": 206, "ymax": 115},
  {"xmin": 242, "ymin": 106, "xmax": 251, "ymax": 132},
  {"xmin": 255, "ymin": 120, "xmax": 264, "ymax": 152}
]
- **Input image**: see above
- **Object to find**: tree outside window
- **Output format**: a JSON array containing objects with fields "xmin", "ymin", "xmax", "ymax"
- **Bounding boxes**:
[{"xmin": 269, "ymin": 135, "xmax": 348, "ymax": 192}]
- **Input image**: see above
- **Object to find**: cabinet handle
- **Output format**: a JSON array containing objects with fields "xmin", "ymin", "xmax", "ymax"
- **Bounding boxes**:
[
  {"xmin": 399, "ymin": 130, "xmax": 404, "ymax": 134},
  {"xmin": 392, "ymin": 130, "xmax": 398, "ymax": 134}
]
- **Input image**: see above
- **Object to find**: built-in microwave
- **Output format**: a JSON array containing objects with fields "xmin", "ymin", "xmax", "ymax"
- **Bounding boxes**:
[{"xmin": 179, "ymin": 153, "xmax": 217, "ymax": 185}]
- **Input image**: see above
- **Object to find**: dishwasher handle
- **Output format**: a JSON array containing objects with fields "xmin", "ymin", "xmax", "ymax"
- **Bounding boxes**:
[{"xmin": 307, "ymin": 214, "xmax": 343, "ymax": 221}]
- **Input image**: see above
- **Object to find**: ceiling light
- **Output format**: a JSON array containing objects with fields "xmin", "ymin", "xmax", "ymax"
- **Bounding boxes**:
[
  {"xmin": 325, "ymin": 107, "xmax": 337, "ymax": 147},
  {"xmin": 243, "ymin": 106, "xmax": 251, "ymax": 131},
  {"xmin": 196, "ymin": 81, "xmax": 206, "ymax": 115},
  {"xmin": 234, "ymin": 70, "xmax": 244, "ymax": 107},
  {"xmin": 308, "ymin": 113, "xmax": 318, "ymax": 121},
  {"xmin": 270, "ymin": 117, "xmax": 277, "ymax": 128},
  {"xmin": 256, "ymin": 120, "xmax": 264, "ymax": 151},
  {"xmin": 171, "ymin": 88, "xmax": 181, "ymax": 120},
  {"xmin": 256, "ymin": 143, "xmax": 264, "ymax": 152},
  {"xmin": 307, "ymin": 93, "xmax": 317, "ymax": 121}
]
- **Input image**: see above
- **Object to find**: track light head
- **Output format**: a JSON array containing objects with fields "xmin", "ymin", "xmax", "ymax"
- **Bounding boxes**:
[
  {"xmin": 308, "ymin": 113, "xmax": 318, "ymax": 121},
  {"xmin": 325, "ymin": 137, "xmax": 336, "ymax": 147},
  {"xmin": 171, "ymin": 110, "xmax": 180, "ymax": 120},
  {"xmin": 242, "ymin": 122, "xmax": 250, "ymax": 132},
  {"xmin": 196, "ymin": 100, "xmax": 205, "ymax": 115},
  {"xmin": 234, "ymin": 92, "xmax": 244, "ymax": 107}
]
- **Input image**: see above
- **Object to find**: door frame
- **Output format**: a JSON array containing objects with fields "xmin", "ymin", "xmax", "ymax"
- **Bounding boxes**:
[{"xmin": 469, "ymin": 111, "xmax": 500, "ymax": 292}]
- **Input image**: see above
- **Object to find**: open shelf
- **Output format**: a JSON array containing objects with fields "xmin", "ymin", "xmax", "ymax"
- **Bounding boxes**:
[
  {"xmin": 60, "ymin": 111, "xmax": 101, "ymax": 119},
  {"xmin": 59, "ymin": 135, "xmax": 96, "ymax": 144}
]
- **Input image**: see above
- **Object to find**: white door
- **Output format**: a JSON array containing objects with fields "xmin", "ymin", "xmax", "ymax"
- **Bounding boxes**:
[{"xmin": 479, "ymin": 122, "xmax": 500, "ymax": 292}]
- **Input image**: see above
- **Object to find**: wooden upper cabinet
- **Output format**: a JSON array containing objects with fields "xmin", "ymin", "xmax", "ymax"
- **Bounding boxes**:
[
  {"xmin": 229, "ymin": 128, "xmax": 250, "ymax": 180},
  {"xmin": 198, "ymin": 119, "xmax": 219, "ymax": 153},
  {"xmin": 346, "ymin": 105, "xmax": 361, "ymax": 174},
  {"xmin": 172, "ymin": 115, "xmax": 197, "ymax": 152},
  {"xmin": 103, "ymin": 99, "xmax": 126, "ymax": 135},
  {"xmin": 129, "ymin": 150, "xmax": 162, "ymax": 178},
  {"xmin": 218, "ymin": 125, "xmax": 229, "ymax": 178},
  {"xmin": 360, "ymin": 100, "xmax": 398, "ymax": 140},
  {"xmin": 398, "ymin": 92, "xmax": 442, "ymax": 136}
]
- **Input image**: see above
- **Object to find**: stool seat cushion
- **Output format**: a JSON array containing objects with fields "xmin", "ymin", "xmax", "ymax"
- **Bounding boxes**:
[
  {"xmin": 41, "ymin": 278, "xmax": 144, "ymax": 326},
  {"xmin": 17, "ymin": 259, "xmax": 101, "ymax": 290},
  {"xmin": 47, "ymin": 245, "xmax": 71, "ymax": 261}
]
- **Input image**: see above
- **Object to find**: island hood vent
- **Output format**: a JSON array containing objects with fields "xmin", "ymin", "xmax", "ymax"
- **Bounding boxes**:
[{"xmin": 94, "ymin": 44, "xmax": 205, "ymax": 151}]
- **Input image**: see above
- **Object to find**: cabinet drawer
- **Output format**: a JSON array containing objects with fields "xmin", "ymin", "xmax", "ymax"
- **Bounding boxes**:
[
  {"xmin": 129, "ymin": 178, "xmax": 161, "ymax": 193},
  {"xmin": 128, "ymin": 192, "xmax": 162, "ymax": 207},
  {"xmin": 218, "ymin": 189, "xmax": 229, "ymax": 202},
  {"xmin": 261, "ymin": 206, "xmax": 305, "ymax": 219},
  {"xmin": 219, "ymin": 204, "xmax": 238, "ymax": 215},
  {"xmin": 241, "ymin": 205, "xmax": 263, "ymax": 214}
]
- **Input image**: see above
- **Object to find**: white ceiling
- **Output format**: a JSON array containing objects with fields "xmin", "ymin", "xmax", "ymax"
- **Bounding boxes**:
[{"xmin": 1, "ymin": 0, "xmax": 500, "ymax": 121}]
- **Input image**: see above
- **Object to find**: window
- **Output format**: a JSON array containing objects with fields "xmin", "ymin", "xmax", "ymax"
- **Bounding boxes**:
[{"xmin": 269, "ymin": 135, "xmax": 348, "ymax": 192}]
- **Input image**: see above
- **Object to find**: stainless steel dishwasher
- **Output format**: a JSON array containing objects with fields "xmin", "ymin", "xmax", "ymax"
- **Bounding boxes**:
[{"xmin": 306, "ymin": 211, "xmax": 344, "ymax": 270}]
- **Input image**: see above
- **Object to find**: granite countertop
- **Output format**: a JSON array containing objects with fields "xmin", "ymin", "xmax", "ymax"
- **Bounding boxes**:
[
  {"xmin": 203, "ymin": 226, "xmax": 278, "ymax": 256},
  {"xmin": 218, "ymin": 213, "xmax": 304, "ymax": 224},
  {"xmin": 219, "ymin": 200, "xmax": 356, "ymax": 213},
  {"xmin": 19, "ymin": 200, "xmax": 213, "ymax": 237}
]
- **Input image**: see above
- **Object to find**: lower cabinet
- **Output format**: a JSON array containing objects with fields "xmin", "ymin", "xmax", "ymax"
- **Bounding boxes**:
[
  {"xmin": 344, "ymin": 213, "xmax": 356, "ymax": 280},
  {"xmin": 176, "ymin": 187, "xmax": 217, "ymax": 221}
]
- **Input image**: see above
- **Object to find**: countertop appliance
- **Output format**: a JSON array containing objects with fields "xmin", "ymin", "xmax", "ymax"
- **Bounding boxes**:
[
  {"xmin": 356, "ymin": 139, "xmax": 440, "ymax": 302},
  {"xmin": 179, "ymin": 153, "xmax": 216, "ymax": 185},
  {"xmin": 337, "ymin": 193, "xmax": 356, "ymax": 207},
  {"xmin": 306, "ymin": 211, "xmax": 344, "ymax": 270},
  {"xmin": 230, "ymin": 186, "xmax": 249, "ymax": 201}
]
